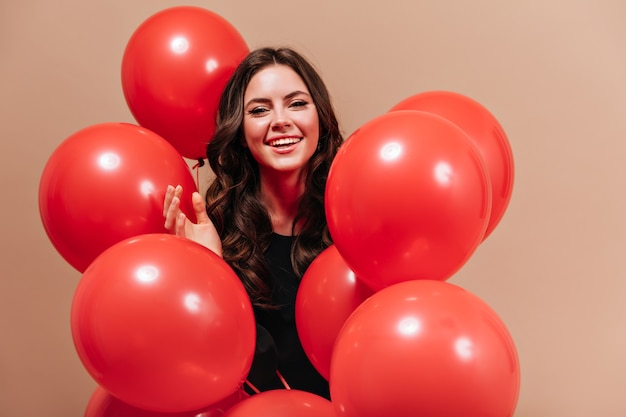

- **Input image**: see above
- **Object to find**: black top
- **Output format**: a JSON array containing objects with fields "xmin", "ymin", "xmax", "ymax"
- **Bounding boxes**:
[{"xmin": 245, "ymin": 233, "xmax": 330, "ymax": 399}]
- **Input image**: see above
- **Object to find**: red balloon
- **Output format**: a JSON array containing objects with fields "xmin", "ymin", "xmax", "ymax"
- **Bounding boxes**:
[
  {"xmin": 390, "ymin": 90, "xmax": 514, "ymax": 240},
  {"xmin": 222, "ymin": 389, "xmax": 334, "ymax": 417},
  {"xmin": 39, "ymin": 122, "xmax": 198, "ymax": 272},
  {"xmin": 71, "ymin": 234, "xmax": 256, "ymax": 413},
  {"xmin": 122, "ymin": 6, "xmax": 249, "ymax": 159},
  {"xmin": 325, "ymin": 110, "xmax": 491, "ymax": 290},
  {"xmin": 295, "ymin": 245, "xmax": 373, "ymax": 380},
  {"xmin": 330, "ymin": 280, "xmax": 520, "ymax": 417},
  {"xmin": 85, "ymin": 386, "xmax": 249, "ymax": 417}
]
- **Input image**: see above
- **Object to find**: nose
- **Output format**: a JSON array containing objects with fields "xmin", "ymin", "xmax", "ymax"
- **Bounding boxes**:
[{"xmin": 271, "ymin": 110, "xmax": 291, "ymax": 130}]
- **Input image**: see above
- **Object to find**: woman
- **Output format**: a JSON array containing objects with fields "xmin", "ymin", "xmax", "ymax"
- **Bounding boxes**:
[{"xmin": 164, "ymin": 47, "xmax": 344, "ymax": 399}]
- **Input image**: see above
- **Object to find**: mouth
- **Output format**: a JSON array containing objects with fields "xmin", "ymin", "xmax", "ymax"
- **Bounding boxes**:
[{"xmin": 267, "ymin": 137, "xmax": 302, "ymax": 148}]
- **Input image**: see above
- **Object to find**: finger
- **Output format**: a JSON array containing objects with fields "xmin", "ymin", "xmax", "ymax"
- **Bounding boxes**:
[
  {"xmin": 174, "ymin": 184, "xmax": 183, "ymax": 199},
  {"xmin": 164, "ymin": 196, "xmax": 181, "ymax": 231},
  {"xmin": 191, "ymin": 191, "xmax": 210, "ymax": 224},
  {"xmin": 163, "ymin": 185, "xmax": 176, "ymax": 217},
  {"xmin": 175, "ymin": 212, "xmax": 187, "ymax": 237}
]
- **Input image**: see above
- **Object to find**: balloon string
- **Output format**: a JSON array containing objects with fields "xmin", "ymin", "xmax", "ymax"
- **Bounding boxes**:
[
  {"xmin": 191, "ymin": 158, "xmax": 205, "ymax": 191},
  {"xmin": 276, "ymin": 370, "xmax": 291, "ymax": 390},
  {"xmin": 244, "ymin": 379, "xmax": 261, "ymax": 394}
]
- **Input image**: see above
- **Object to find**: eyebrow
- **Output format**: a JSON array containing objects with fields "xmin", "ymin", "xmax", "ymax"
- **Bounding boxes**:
[{"xmin": 244, "ymin": 90, "xmax": 311, "ymax": 108}]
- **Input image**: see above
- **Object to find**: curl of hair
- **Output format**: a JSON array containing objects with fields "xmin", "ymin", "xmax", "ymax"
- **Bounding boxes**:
[{"xmin": 205, "ymin": 47, "xmax": 344, "ymax": 308}]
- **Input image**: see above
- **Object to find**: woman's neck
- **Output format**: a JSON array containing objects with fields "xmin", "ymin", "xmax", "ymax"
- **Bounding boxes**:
[{"xmin": 260, "ymin": 170, "xmax": 305, "ymax": 236}]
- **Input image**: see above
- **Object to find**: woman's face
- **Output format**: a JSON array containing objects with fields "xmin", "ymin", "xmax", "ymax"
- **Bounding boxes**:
[{"xmin": 242, "ymin": 64, "xmax": 319, "ymax": 176}]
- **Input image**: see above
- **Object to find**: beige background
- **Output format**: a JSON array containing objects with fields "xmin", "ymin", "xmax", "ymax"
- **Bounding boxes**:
[{"xmin": 2, "ymin": 1, "xmax": 625, "ymax": 416}]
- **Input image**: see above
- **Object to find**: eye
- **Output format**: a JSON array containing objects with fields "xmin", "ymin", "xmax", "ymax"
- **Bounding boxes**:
[
  {"xmin": 248, "ymin": 107, "xmax": 269, "ymax": 116},
  {"xmin": 290, "ymin": 100, "xmax": 309, "ymax": 109}
]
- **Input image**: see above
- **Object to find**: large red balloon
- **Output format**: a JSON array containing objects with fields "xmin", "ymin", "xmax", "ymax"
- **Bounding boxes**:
[
  {"xmin": 221, "ymin": 389, "xmax": 334, "ymax": 417},
  {"xmin": 38, "ymin": 122, "xmax": 198, "ymax": 272},
  {"xmin": 295, "ymin": 245, "xmax": 373, "ymax": 380},
  {"xmin": 390, "ymin": 90, "xmax": 514, "ymax": 240},
  {"xmin": 330, "ymin": 280, "xmax": 520, "ymax": 417},
  {"xmin": 325, "ymin": 110, "xmax": 491, "ymax": 291},
  {"xmin": 85, "ymin": 386, "xmax": 249, "ymax": 417},
  {"xmin": 122, "ymin": 6, "xmax": 249, "ymax": 159},
  {"xmin": 71, "ymin": 234, "xmax": 256, "ymax": 413}
]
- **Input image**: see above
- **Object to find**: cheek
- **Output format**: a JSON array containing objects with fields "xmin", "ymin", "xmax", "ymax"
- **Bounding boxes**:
[
  {"xmin": 311, "ymin": 120, "xmax": 321, "ymax": 148},
  {"xmin": 298, "ymin": 112, "xmax": 320, "ymax": 139},
  {"xmin": 243, "ymin": 119, "xmax": 269, "ymax": 145},
  {"xmin": 303, "ymin": 119, "xmax": 320, "ymax": 155}
]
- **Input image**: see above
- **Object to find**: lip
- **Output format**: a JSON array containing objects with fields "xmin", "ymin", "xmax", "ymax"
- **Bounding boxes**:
[
  {"xmin": 265, "ymin": 135, "xmax": 302, "ymax": 145},
  {"xmin": 265, "ymin": 135, "xmax": 303, "ymax": 154},
  {"xmin": 270, "ymin": 142, "xmax": 300, "ymax": 154}
]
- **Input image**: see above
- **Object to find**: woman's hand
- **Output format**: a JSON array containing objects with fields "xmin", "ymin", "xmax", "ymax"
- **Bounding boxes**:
[{"xmin": 163, "ymin": 185, "xmax": 223, "ymax": 257}]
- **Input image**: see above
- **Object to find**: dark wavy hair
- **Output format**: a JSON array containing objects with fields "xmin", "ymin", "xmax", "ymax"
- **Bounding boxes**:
[{"xmin": 205, "ymin": 47, "xmax": 344, "ymax": 308}]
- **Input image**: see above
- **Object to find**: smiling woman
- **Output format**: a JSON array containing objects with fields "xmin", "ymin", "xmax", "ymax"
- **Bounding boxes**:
[
  {"xmin": 242, "ymin": 64, "xmax": 320, "ymax": 177},
  {"xmin": 163, "ymin": 47, "xmax": 344, "ymax": 399}
]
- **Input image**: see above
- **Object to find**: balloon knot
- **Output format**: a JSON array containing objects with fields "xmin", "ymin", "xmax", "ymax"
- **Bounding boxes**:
[{"xmin": 192, "ymin": 158, "xmax": 205, "ymax": 169}]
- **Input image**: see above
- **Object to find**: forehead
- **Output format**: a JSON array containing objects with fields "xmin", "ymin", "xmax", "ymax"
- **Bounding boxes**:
[{"xmin": 244, "ymin": 64, "xmax": 310, "ymax": 99}]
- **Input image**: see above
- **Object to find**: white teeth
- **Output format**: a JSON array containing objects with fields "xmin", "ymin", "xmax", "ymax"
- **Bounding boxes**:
[{"xmin": 268, "ymin": 137, "xmax": 301, "ymax": 147}]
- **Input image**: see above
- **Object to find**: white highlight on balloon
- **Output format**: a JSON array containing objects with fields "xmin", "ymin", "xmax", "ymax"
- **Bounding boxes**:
[
  {"xmin": 380, "ymin": 142, "xmax": 403, "ymax": 161},
  {"xmin": 98, "ymin": 152, "xmax": 120, "ymax": 170},
  {"xmin": 135, "ymin": 265, "xmax": 159, "ymax": 284},
  {"xmin": 455, "ymin": 336, "xmax": 474, "ymax": 360},
  {"xmin": 434, "ymin": 161, "xmax": 453, "ymax": 184},
  {"xmin": 140, "ymin": 180, "xmax": 155, "ymax": 196},
  {"xmin": 397, "ymin": 316, "xmax": 422, "ymax": 336},
  {"xmin": 170, "ymin": 36, "xmax": 189, "ymax": 54},
  {"xmin": 184, "ymin": 292, "xmax": 202, "ymax": 313},
  {"xmin": 205, "ymin": 58, "xmax": 218, "ymax": 72}
]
